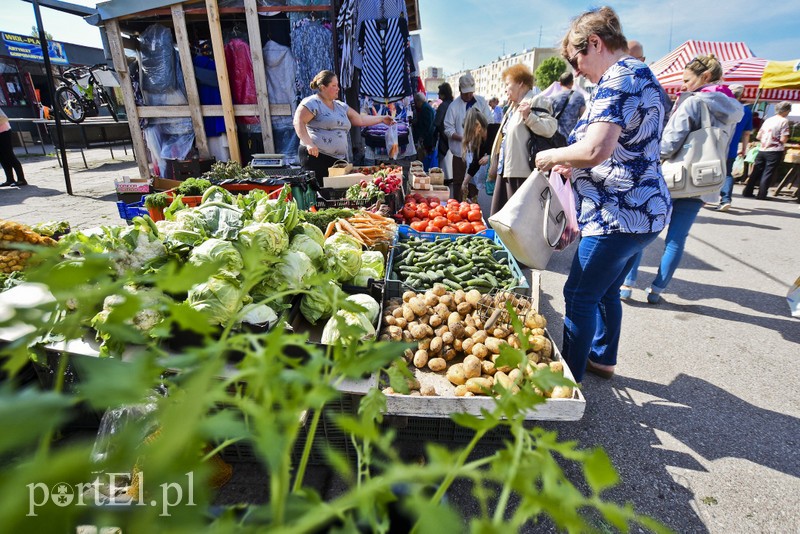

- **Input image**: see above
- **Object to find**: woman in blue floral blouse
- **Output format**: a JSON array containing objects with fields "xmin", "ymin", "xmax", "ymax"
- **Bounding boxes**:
[{"xmin": 535, "ymin": 6, "xmax": 672, "ymax": 382}]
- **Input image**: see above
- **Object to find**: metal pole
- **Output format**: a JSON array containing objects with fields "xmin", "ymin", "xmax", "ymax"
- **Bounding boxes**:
[{"xmin": 32, "ymin": 0, "xmax": 73, "ymax": 195}]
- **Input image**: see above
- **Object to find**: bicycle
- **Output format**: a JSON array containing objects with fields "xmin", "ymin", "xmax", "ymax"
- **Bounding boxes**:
[{"xmin": 54, "ymin": 63, "xmax": 119, "ymax": 124}]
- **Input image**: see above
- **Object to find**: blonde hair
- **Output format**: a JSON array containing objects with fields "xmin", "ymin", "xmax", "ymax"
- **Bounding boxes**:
[
  {"xmin": 462, "ymin": 107, "xmax": 488, "ymax": 155},
  {"xmin": 502, "ymin": 63, "xmax": 534, "ymax": 89},
  {"xmin": 685, "ymin": 54, "xmax": 723, "ymax": 83},
  {"xmin": 310, "ymin": 70, "xmax": 337, "ymax": 91},
  {"xmin": 561, "ymin": 6, "xmax": 627, "ymax": 59}
]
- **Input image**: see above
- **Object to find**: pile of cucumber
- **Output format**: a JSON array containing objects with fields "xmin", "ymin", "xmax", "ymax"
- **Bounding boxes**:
[{"xmin": 390, "ymin": 235, "xmax": 519, "ymax": 292}]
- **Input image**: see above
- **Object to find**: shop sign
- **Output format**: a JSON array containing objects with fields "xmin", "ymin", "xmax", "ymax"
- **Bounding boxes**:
[{"xmin": 2, "ymin": 32, "xmax": 69, "ymax": 65}]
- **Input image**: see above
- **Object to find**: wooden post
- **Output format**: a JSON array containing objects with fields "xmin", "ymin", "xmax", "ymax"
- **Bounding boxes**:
[
  {"xmin": 105, "ymin": 18, "xmax": 150, "ymax": 180},
  {"xmin": 171, "ymin": 3, "xmax": 210, "ymax": 159},
  {"xmin": 243, "ymin": 0, "xmax": 275, "ymax": 153},
  {"xmin": 205, "ymin": 0, "xmax": 241, "ymax": 162}
]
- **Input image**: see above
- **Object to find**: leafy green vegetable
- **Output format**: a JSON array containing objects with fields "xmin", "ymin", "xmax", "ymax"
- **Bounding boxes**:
[
  {"xmin": 289, "ymin": 234, "xmax": 323, "ymax": 264},
  {"xmin": 188, "ymin": 238, "xmax": 243, "ymax": 276},
  {"xmin": 238, "ymin": 222, "xmax": 289, "ymax": 259},
  {"xmin": 196, "ymin": 202, "xmax": 244, "ymax": 240},
  {"xmin": 300, "ymin": 208, "xmax": 356, "ymax": 232},
  {"xmin": 202, "ymin": 160, "xmax": 266, "ymax": 182},
  {"xmin": 176, "ymin": 177, "xmax": 212, "ymax": 196},
  {"xmin": 324, "ymin": 233, "xmax": 363, "ymax": 282},
  {"xmin": 345, "ymin": 293, "xmax": 380, "ymax": 325},
  {"xmin": 144, "ymin": 192, "xmax": 169, "ymax": 209},
  {"xmin": 252, "ymin": 187, "xmax": 299, "ymax": 232},
  {"xmin": 186, "ymin": 275, "xmax": 246, "ymax": 325},
  {"xmin": 350, "ymin": 267, "xmax": 380, "ymax": 288},
  {"xmin": 300, "ymin": 281, "xmax": 343, "ymax": 324},
  {"xmin": 360, "ymin": 251, "xmax": 385, "ymax": 277},
  {"xmin": 201, "ymin": 185, "xmax": 234, "ymax": 205},
  {"xmin": 239, "ymin": 302, "xmax": 278, "ymax": 327},
  {"xmin": 274, "ymin": 250, "xmax": 316, "ymax": 291},
  {"xmin": 321, "ymin": 309, "xmax": 376, "ymax": 345},
  {"xmin": 292, "ymin": 222, "xmax": 325, "ymax": 246}
]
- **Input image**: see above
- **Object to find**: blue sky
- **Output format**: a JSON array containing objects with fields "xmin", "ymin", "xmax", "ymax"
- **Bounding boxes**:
[{"xmin": 5, "ymin": 0, "xmax": 799, "ymax": 76}]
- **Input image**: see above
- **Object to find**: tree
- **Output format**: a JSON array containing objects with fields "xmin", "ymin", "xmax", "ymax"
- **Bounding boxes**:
[
  {"xmin": 535, "ymin": 57, "xmax": 567, "ymax": 90},
  {"xmin": 31, "ymin": 25, "xmax": 53, "ymax": 41}
]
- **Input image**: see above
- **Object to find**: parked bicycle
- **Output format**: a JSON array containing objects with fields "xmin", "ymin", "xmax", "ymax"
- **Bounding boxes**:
[{"xmin": 54, "ymin": 63, "xmax": 119, "ymax": 124}]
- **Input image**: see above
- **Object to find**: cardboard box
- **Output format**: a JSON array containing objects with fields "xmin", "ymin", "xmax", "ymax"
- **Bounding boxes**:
[
  {"xmin": 328, "ymin": 161, "xmax": 353, "ymax": 177},
  {"xmin": 153, "ymin": 177, "xmax": 183, "ymax": 191},
  {"xmin": 323, "ymin": 172, "xmax": 369, "ymax": 188}
]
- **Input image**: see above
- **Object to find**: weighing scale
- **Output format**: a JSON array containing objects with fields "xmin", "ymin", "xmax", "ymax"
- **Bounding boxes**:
[{"xmin": 249, "ymin": 153, "xmax": 287, "ymax": 168}]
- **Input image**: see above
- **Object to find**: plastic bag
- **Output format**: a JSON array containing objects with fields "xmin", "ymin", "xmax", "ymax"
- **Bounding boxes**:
[
  {"xmin": 548, "ymin": 171, "xmax": 579, "ymax": 250},
  {"xmin": 139, "ymin": 25, "xmax": 178, "ymax": 94},
  {"xmin": 485, "ymin": 179, "xmax": 496, "ymax": 196},
  {"xmin": 788, "ymin": 275, "xmax": 800, "ymax": 318},
  {"xmin": 744, "ymin": 145, "xmax": 759, "ymax": 164},
  {"xmin": 385, "ymin": 122, "xmax": 400, "ymax": 160},
  {"xmin": 731, "ymin": 156, "xmax": 745, "ymax": 178}
]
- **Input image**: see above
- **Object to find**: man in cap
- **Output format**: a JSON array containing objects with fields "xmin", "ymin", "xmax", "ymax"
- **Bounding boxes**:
[
  {"xmin": 718, "ymin": 84, "xmax": 753, "ymax": 211},
  {"xmin": 443, "ymin": 72, "xmax": 492, "ymax": 199}
]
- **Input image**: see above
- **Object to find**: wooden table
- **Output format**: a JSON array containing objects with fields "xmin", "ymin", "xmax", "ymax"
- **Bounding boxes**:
[{"xmin": 774, "ymin": 157, "xmax": 800, "ymax": 199}]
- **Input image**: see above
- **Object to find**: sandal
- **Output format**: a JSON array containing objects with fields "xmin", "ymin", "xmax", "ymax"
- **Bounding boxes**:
[
  {"xmin": 619, "ymin": 285, "xmax": 633, "ymax": 299},
  {"xmin": 586, "ymin": 360, "xmax": 614, "ymax": 379}
]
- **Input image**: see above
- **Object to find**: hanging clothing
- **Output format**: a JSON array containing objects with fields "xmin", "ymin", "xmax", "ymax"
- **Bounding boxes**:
[
  {"xmin": 291, "ymin": 19, "xmax": 334, "ymax": 100},
  {"xmin": 351, "ymin": 0, "xmax": 408, "ymax": 72},
  {"xmin": 193, "ymin": 55, "xmax": 226, "ymax": 137},
  {"xmin": 224, "ymin": 38, "xmax": 259, "ymax": 125},
  {"xmin": 358, "ymin": 17, "xmax": 412, "ymax": 102},
  {"xmin": 336, "ymin": 0, "xmax": 359, "ymax": 89},
  {"xmin": 263, "ymin": 40, "xmax": 300, "ymax": 163}
]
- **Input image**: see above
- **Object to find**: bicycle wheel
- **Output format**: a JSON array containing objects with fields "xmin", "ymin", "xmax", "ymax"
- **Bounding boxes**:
[
  {"xmin": 55, "ymin": 86, "xmax": 85, "ymax": 123},
  {"xmin": 100, "ymin": 88, "xmax": 119, "ymax": 122}
]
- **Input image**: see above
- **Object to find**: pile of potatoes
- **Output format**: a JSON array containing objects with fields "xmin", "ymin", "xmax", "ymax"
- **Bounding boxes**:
[{"xmin": 379, "ymin": 284, "xmax": 573, "ymax": 399}]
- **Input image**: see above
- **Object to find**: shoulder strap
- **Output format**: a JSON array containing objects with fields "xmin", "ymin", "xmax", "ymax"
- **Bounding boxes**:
[{"xmin": 554, "ymin": 90, "xmax": 574, "ymax": 120}]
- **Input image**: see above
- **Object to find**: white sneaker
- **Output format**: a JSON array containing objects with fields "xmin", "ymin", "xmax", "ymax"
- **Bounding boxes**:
[{"xmin": 717, "ymin": 203, "xmax": 731, "ymax": 212}]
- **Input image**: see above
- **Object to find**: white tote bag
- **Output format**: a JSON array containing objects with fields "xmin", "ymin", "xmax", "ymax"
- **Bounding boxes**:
[
  {"xmin": 661, "ymin": 99, "xmax": 730, "ymax": 199},
  {"xmin": 488, "ymin": 169, "xmax": 566, "ymax": 270}
]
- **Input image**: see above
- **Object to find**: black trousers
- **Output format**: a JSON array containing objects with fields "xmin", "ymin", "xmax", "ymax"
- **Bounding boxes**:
[
  {"xmin": 298, "ymin": 145, "xmax": 339, "ymax": 185},
  {"xmin": 743, "ymin": 150, "xmax": 783, "ymax": 200},
  {"xmin": 0, "ymin": 130, "xmax": 25, "ymax": 184}
]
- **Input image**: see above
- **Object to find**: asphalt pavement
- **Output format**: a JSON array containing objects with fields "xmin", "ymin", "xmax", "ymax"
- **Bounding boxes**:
[{"xmin": 2, "ymin": 147, "xmax": 799, "ymax": 533}]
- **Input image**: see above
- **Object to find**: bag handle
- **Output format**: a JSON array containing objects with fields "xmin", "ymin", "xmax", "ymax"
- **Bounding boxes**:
[
  {"xmin": 697, "ymin": 99, "xmax": 712, "ymax": 129},
  {"xmin": 540, "ymin": 185, "xmax": 567, "ymax": 248},
  {"xmin": 332, "ymin": 159, "xmax": 349, "ymax": 166}
]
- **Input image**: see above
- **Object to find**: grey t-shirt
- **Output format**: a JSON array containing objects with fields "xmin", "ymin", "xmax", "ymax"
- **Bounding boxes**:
[{"xmin": 299, "ymin": 94, "xmax": 351, "ymax": 159}]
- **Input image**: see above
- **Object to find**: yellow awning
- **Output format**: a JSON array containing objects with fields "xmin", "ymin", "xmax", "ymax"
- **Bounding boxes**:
[{"xmin": 759, "ymin": 59, "xmax": 800, "ymax": 90}]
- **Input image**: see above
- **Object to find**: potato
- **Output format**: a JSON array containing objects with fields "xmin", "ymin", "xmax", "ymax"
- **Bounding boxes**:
[
  {"xmin": 471, "ymin": 330, "xmax": 488, "ymax": 344},
  {"xmin": 464, "ymin": 391, "xmax": 475, "ymax": 397},
  {"xmin": 527, "ymin": 351, "xmax": 541, "ymax": 364},
  {"xmin": 471, "ymin": 342, "xmax": 489, "ymax": 359},
  {"xmin": 456, "ymin": 302, "xmax": 473, "ymax": 316},
  {"xmin": 379, "ymin": 334, "xmax": 391, "ymax": 342},
  {"xmin": 403, "ymin": 290, "xmax": 417, "ymax": 303},
  {"xmin": 429, "ymin": 314, "xmax": 443, "ymax": 328},
  {"xmin": 384, "ymin": 315, "xmax": 397, "ymax": 326},
  {"xmin": 453, "ymin": 289, "xmax": 466, "ymax": 305},
  {"xmin": 413, "ymin": 350, "xmax": 429, "ymax": 368},
  {"xmin": 394, "ymin": 317, "xmax": 408, "ymax": 329},
  {"xmin": 484, "ymin": 337, "xmax": 505, "ymax": 354},
  {"xmin": 453, "ymin": 338, "xmax": 463, "ymax": 352},
  {"xmin": 454, "ymin": 384, "xmax": 469, "ymax": 397},
  {"xmin": 410, "ymin": 323, "xmax": 428, "ymax": 340},
  {"xmin": 494, "ymin": 371, "xmax": 512, "ymax": 390},
  {"xmin": 403, "ymin": 348, "xmax": 415, "ymax": 361},
  {"xmin": 492, "ymin": 327, "xmax": 510, "ymax": 339},
  {"xmin": 549, "ymin": 361, "xmax": 564, "ymax": 375},
  {"xmin": 392, "ymin": 307, "xmax": 404, "ymax": 318},
  {"xmin": 481, "ymin": 359, "xmax": 496, "ymax": 376},
  {"xmin": 542, "ymin": 338, "xmax": 553, "ymax": 359},
  {"xmin": 431, "ymin": 283, "xmax": 447, "ymax": 297},
  {"xmin": 447, "ymin": 312, "xmax": 462, "ymax": 328},
  {"xmin": 465, "ymin": 289, "xmax": 482, "ymax": 306},
  {"xmin": 466, "ymin": 377, "xmax": 494, "ymax": 395},
  {"xmin": 428, "ymin": 357, "xmax": 447, "ymax": 372},
  {"xmin": 464, "ymin": 314, "xmax": 476, "ymax": 328},
  {"xmin": 418, "ymin": 338, "xmax": 431, "ymax": 351},
  {"xmin": 424, "ymin": 324, "xmax": 434, "ymax": 338},
  {"xmin": 424, "ymin": 291, "xmax": 439, "ymax": 307},
  {"xmin": 418, "ymin": 314, "xmax": 430, "ymax": 325},
  {"xmin": 449, "ymin": 323, "xmax": 466, "ymax": 339},
  {"xmin": 409, "ymin": 390, "xmax": 421, "ymax": 396},
  {"xmin": 441, "ymin": 331, "xmax": 455, "ymax": 345},
  {"xmin": 429, "ymin": 337, "xmax": 443, "ymax": 354},
  {"xmin": 407, "ymin": 377, "xmax": 421, "ymax": 390},
  {"xmin": 536, "ymin": 362, "xmax": 549, "ymax": 371},
  {"xmin": 462, "ymin": 355, "xmax": 482, "ymax": 379},
  {"xmin": 435, "ymin": 325, "xmax": 449, "ymax": 337},
  {"xmin": 403, "ymin": 305, "xmax": 416, "ymax": 323},
  {"xmin": 443, "ymin": 347, "xmax": 457, "ymax": 361},
  {"xmin": 491, "ymin": 353, "xmax": 512, "ymax": 373},
  {"xmin": 439, "ymin": 294, "xmax": 454, "ymax": 309},
  {"xmin": 464, "ymin": 325, "xmax": 477, "ymax": 337},
  {"xmin": 529, "ymin": 327, "xmax": 545, "ymax": 337},
  {"xmin": 446, "ymin": 363, "xmax": 467, "ymax": 385},
  {"xmin": 402, "ymin": 330, "xmax": 414, "ymax": 343},
  {"xmin": 550, "ymin": 386, "xmax": 573, "ymax": 399},
  {"xmin": 461, "ymin": 337, "xmax": 476, "ymax": 355},
  {"xmin": 507, "ymin": 334, "xmax": 520, "ymax": 349},
  {"xmin": 524, "ymin": 311, "xmax": 547, "ymax": 329},
  {"xmin": 386, "ymin": 326, "xmax": 403, "ymax": 341},
  {"xmin": 408, "ymin": 297, "xmax": 427, "ymax": 317},
  {"xmin": 434, "ymin": 303, "xmax": 450, "ymax": 318},
  {"xmin": 474, "ymin": 318, "xmax": 484, "ymax": 330},
  {"xmin": 382, "ymin": 387, "xmax": 395, "ymax": 395},
  {"xmin": 508, "ymin": 368, "xmax": 522, "ymax": 383},
  {"xmin": 529, "ymin": 335, "xmax": 547, "ymax": 352},
  {"xmin": 420, "ymin": 384, "xmax": 437, "ymax": 396}
]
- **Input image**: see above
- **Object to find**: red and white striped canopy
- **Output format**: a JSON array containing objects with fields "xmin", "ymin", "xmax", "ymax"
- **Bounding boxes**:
[{"xmin": 651, "ymin": 40, "xmax": 800, "ymax": 102}]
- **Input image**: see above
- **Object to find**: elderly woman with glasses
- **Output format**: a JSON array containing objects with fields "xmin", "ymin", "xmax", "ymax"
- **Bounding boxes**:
[{"xmin": 534, "ymin": 6, "xmax": 671, "ymax": 382}]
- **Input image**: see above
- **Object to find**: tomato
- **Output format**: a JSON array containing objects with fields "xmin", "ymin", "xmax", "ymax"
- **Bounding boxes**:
[
  {"xmin": 402, "ymin": 206, "xmax": 416, "ymax": 220},
  {"xmin": 425, "ymin": 224, "xmax": 438, "ymax": 233},
  {"xmin": 410, "ymin": 216, "xmax": 421, "ymax": 223},
  {"xmin": 432, "ymin": 216, "xmax": 448, "ymax": 229},
  {"xmin": 428, "ymin": 197, "xmax": 441, "ymax": 205},
  {"xmin": 472, "ymin": 223, "xmax": 487, "ymax": 233},
  {"xmin": 467, "ymin": 210, "xmax": 482, "ymax": 222},
  {"xmin": 447, "ymin": 198, "xmax": 459, "ymax": 205},
  {"xmin": 456, "ymin": 221, "xmax": 474, "ymax": 234},
  {"xmin": 458, "ymin": 205, "xmax": 470, "ymax": 218},
  {"xmin": 441, "ymin": 225, "xmax": 458, "ymax": 233},
  {"xmin": 416, "ymin": 207, "xmax": 429, "ymax": 218},
  {"xmin": 447, "ymin": 211, "xmax": 462, "ymax": 223},
  {"xmin": 435, "ymin": 205, "xmax": 447, "ymax": 216},
  {"xmin": 405, "ymin": 195, "xmax": 416, "ymax": 203},
  {"xmin": 410, "ymin": 221, "xmax": 428, "ymax": 232},
  {"xmin": 470, "ymin": 203, "xmax": 481, "ymax": 211}
]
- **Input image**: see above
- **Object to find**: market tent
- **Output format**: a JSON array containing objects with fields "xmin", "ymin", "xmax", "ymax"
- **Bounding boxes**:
[{"xmin": 650, "ymin": 40, "xmax": 754, "ymax": 95}]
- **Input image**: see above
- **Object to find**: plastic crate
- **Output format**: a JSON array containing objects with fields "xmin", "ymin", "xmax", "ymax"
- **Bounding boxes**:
[
  {"xmin": 386, "ymin": 226, "xmax": 530, "ymax": 297},
  {"xmin": 116, "ymin": 198, "xmax": 148, "ymax": 222}
]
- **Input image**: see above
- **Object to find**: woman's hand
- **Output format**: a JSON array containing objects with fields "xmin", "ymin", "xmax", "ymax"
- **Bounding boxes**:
[
  {"xmin": 461, "ymin": 175, "xmax": 472, "ymax": 195},
  {"xmin": 535, "ymin": 148, "xmax": 559, "ymax": 171},
  {"xmin": 382, "ymin": 115, "xmax": 396, "ymax": 125},
  {"xmin": 551, "ymin": 164, "xmax": 572, "ymax": 180},
  {"xmin": 307, "ymin": 144, "xmax": 320, "ymax": 157},
  {"xmin": 478, "ymin": 155, "xmax": 489, "ymax": 166},
  {"xmin": 518, "ymin": 100, "xmax": 531, "ymax": 119}
]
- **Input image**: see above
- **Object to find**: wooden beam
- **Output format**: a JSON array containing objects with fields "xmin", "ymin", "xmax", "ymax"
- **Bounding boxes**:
[
  {"xmin": 171, "ymin": 3, "xmax": 210, "ymax": 159},
  {"xmin": 135, "ymin": 104, "xmax": 290, "ymax": 118},
  {"xmin": 119, "ymin": 5, "xmax": 331, "ymax": 19},
  {"xmin": 243, "ymin": 0, "xmax": 274, "ymax": 153},
  {"xmin": 105, "ymin": 19, "xmax": 150, "ymax": 180},
  {"xmin": 205, "ymin": 0, "xmax": 241, "ymax": 162}
]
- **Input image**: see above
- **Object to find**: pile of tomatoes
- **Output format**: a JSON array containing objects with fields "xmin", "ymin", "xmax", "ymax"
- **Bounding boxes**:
[{"xmin": 399, "ymin": 196, "xmax": 486, "ymax": 234}]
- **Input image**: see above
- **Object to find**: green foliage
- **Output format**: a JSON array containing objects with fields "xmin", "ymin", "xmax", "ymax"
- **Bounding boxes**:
[
  {"xmin": 535, "ymin": 57, "xmax": 568, "ymax": 90},
  {"xmin": 0, "ymin": 239, "xmax": 669, "ymax": 533}
]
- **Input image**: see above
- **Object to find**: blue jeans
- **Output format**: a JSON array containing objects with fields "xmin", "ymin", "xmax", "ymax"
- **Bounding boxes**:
[
  {"xmin": 719, "ymin": 156, "xmax": 736, "ymax": 204},
  {"xmin": 563, "ymin": 231, "xmax": 660, "ymax": 382},
  {"xmin": 623, "ymin": 197, "xmax": 703, "ymax": 292}
]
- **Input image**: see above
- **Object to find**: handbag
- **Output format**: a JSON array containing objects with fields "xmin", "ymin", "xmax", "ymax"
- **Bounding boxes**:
[
  {"xmin": 547, "ymin": 172, "xmax": 579, "ymax": 250},
  {"xmin": 488, "ymin": 169, "xmax": 566, "ymax": 270},
  {"xmin": 527, "ymin": 105, "xmax": 568, "ymax": 170},
  {"xmin": 661, "ymin": 99, "xmax": 729, "ymax": 199}
]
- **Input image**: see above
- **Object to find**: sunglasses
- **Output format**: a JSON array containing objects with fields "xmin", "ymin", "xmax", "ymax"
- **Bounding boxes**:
[{"xmin": 567, "ymin": 47, "xmax": 586, "ymax": 70}]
